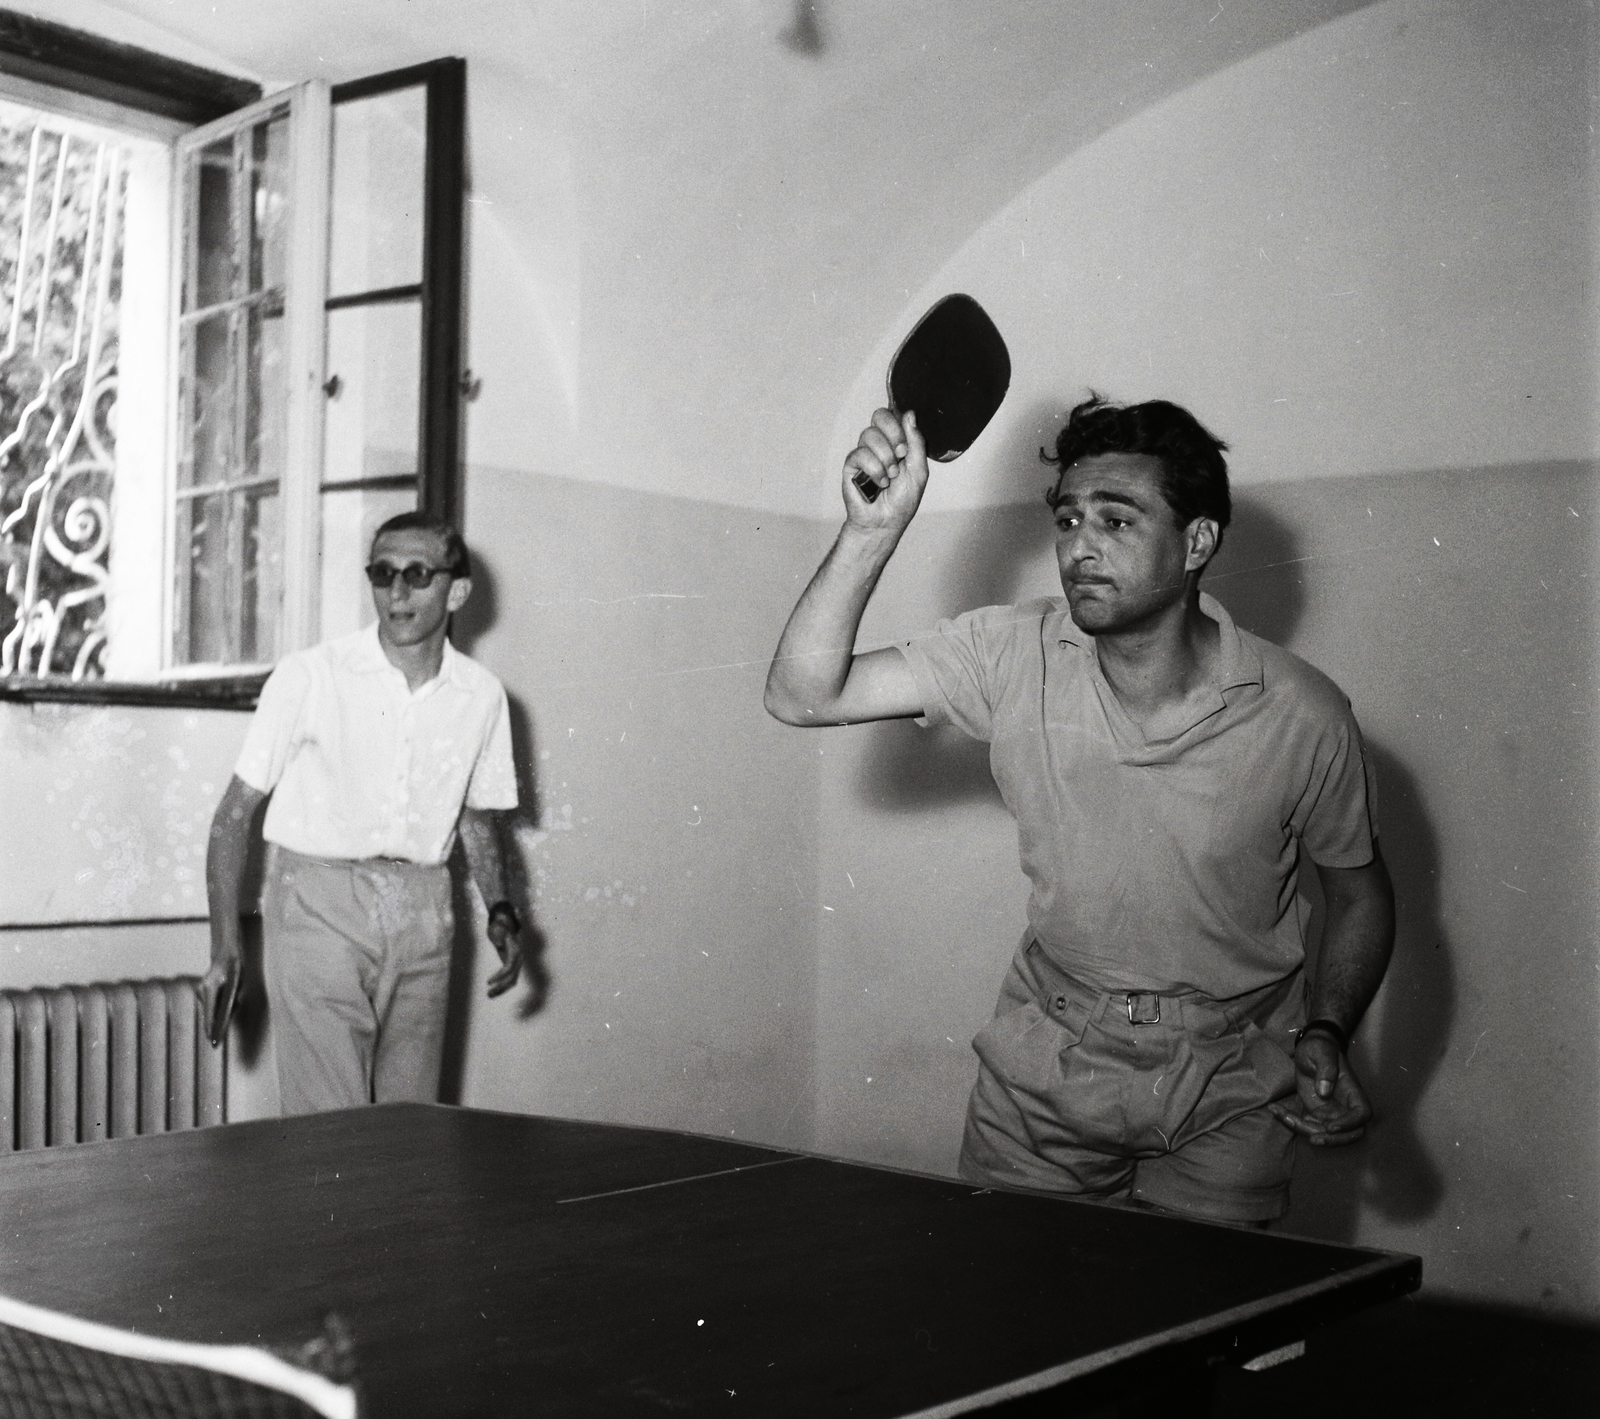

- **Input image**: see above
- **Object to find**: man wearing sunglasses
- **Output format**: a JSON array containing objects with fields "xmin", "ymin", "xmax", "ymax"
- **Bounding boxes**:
[{"xmin": 201, "ymin": 512, "xmax": 523, "ymax": 1115}]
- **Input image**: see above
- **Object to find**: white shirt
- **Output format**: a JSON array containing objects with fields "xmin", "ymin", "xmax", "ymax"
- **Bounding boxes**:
[{"xmin": 235, "ymin": 625, "xmax": 518, "ymax": 865}]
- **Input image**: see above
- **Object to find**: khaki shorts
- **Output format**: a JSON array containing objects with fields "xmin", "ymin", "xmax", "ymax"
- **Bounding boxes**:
[{"xmin": 959, "ymin": 940, "xmax": 1304, "ymax": 1223}]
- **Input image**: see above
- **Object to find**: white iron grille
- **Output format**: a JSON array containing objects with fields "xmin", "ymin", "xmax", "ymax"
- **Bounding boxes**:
[{"xmin": 0, "ymin": 114, "xmax": 124, "ymax": 681}]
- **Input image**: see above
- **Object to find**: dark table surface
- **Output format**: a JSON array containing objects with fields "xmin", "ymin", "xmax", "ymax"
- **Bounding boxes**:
[{"xmin": 0, "ymin": 1103, "xmax": 1420, "ymax": 1417}]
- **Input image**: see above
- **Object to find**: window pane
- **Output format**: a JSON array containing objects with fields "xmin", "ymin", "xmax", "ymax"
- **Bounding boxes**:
[
  {"xmin": 247, "ymin": 301, "xmax": 287, "ymax": 483},
  {"xmin": 174, "ymin": 485, "xmax": 282, "ymax": 666},
  {"xmin": 322, "ymin": 299, "xmax": 420, "ymax": 483},
  {"xmin": 318, "ymin": 484, "xmax": 416, "ymax": 643},
  {"xmin": 175, "ymin": 490, "xmax": 228, "ymax": 663},
  {"xmin": 239, "ymin": 484, "xmax": 281, "ymax": 663},
  {"xmin": 249, "ymin": 113, "xmax": 290, "ymax": 295},
  {"xmin": 181, "ymin": 309, "xmax": 237, "ymax": 491},
  {"xmin": 192, "ymin": 136, "xmax": 236, "ymax": 311},
  {"xmin": 328, "ymin": 86, "xmax": 425, "ymax": 297}
]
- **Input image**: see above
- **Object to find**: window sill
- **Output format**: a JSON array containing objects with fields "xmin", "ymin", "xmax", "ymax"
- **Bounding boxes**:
[{"xmin": 0, "ymin": 673, "xmax": 266, "ymax": 710}]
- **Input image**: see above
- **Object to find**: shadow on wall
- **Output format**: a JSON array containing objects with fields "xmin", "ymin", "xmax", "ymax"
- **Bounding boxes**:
[
  {"xmin": 1213, "ymin": 493, "xmax": 1451, "ymax": 1238},
  {"xmin": 1285, "ymin": 741, "xmax": 1452, "ymax": 1239},
  {"xmin": 230, "ymin": 912, "xmax": 270, "ymax": 1075},
  {"xmin": 438, "ymin": 553, "xmax": 554, "ymax": 1105},
  {"xmin": 1205, "ymin": 495, "xmax": 1307, "ymax": 647}
]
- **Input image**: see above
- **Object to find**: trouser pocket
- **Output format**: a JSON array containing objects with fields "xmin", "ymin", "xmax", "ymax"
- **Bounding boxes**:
[{"xmin": 970, "ymin": 946, "xmax": 1116, "ymax": 1151}]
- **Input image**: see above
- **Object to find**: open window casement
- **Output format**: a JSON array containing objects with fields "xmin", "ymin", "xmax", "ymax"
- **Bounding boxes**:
[
  {"xmin": 161, "ymin": 80, "xmax": 330, "ymax": 680},
  {"xmin": 164, "ymin": 61, "xmax": 465, "ymax": 689}
]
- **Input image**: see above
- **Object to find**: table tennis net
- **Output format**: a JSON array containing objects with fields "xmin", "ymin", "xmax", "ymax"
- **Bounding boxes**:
[{"xmin": 0, "ymin": 1294, "xmax": 356, "ymax": 1419}]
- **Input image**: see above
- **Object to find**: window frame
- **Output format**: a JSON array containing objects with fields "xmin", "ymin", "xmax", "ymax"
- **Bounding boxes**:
[
  {"xmin": 170, "ymin": 82, "xmax": 331, "ymax": 680},
  {"xmin": 0, "ymin": 19, "xmax": 467, "ymax": 710},
  {"xmin": 0, "ymin": 10, "xmax": 259, "ymax": 126},
  {"xmin": 327, "ymin": 59, "xmax": 466, "ymax": 529}
]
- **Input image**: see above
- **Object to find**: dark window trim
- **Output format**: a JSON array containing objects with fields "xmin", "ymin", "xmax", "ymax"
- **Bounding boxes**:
[
  {"xmin": 325, "ymin": 283, "xmax": 422, "ymax": 312},
  {"xmin": 331, "ymin": 58, "xmax": 466, "ymax": 528},
  {"xmin": 0, "ymin": 9, "xmax": 260, "ymax": 123},
  {"xmin": 0, "ymin": 674, "xmax": 266, "ymax": 711},
  {"xmin": 321, "ymin": 475, "xmax": 419, "ymax": 495}
]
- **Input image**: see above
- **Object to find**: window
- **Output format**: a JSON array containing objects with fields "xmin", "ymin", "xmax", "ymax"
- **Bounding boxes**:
[{"xmin": 0, "ymin": 14, "xmax": 465, "ymax": 707}]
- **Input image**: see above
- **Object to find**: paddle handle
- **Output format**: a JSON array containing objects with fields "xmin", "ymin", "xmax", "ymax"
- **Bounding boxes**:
[{"xmin": 851, "ymin": 470, "xmax": 883, "ymax": 503}]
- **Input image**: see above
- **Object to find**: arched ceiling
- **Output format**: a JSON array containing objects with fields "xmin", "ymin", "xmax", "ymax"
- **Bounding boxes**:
[{"xmin": 45, "ymin": 0, "xmax": 1381, "ymax": 513}]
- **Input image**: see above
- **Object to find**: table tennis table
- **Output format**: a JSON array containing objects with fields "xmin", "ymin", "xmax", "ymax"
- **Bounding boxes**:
[{"xmin": 0, "ymin": 1103, "xmax": 1419, "ymax": 1417}]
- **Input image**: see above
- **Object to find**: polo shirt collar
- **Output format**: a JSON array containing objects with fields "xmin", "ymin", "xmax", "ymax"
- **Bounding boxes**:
[
  {"xmin": 1199, "ymin": 592, "xmax": 1263, "ymax": 694},
  {"xmin": 1049, "ymin": 590, "xmax": 1263, "ymax": 709}
]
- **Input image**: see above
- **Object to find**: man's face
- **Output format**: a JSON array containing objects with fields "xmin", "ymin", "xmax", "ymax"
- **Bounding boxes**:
[
  {"xmin": 1052, "ymin": 452, "xmax": 1211, "ymax": 636},
  {"xmin": 368, "ymin": 529, "xmax": 470, "ymax": 649}
]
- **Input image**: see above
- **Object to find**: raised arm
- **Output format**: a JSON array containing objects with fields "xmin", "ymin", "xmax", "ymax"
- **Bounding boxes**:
[
  {"xmin": 764, "ymin": 408, "xmax": 929, "ymax": 726},
  {"xmin": 1270, "ymin": 843, "xmax": 1396, "ymax": 1146},
  {"xmin": 202, "ymin": 774, "xmax": 267, "ymax": 1047},
  {"xmin": 459, "ymin": 807, "xmax": 523, "ymax": 999}
]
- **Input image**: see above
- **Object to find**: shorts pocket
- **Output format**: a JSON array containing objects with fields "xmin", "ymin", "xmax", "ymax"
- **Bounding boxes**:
[
  {"xmin": 973, "ymin": 988, "xmax": 1090, "ymax": 1081},
  {"xmin": 1182, "ymin": 1016, "xmax": 1298, "ymax": 1143},
  {"xmin": 1238, "ymin": 1018, "xmax": 1297, "ymax": 1101}
]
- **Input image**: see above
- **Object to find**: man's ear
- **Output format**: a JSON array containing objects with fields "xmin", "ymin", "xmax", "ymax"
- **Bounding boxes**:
[
  {"xmin": 1183, "ymin": 518, "xmax": 1220, "ymax": 574},
  {"xmin": 447, "ymin": 576, "xmax": 473, "ymax": 614}
]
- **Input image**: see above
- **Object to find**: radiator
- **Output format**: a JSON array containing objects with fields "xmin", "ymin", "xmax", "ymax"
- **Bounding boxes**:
[{"xmin": 0, "ymin": 978, "xmax": 225, "ymax": 1152}]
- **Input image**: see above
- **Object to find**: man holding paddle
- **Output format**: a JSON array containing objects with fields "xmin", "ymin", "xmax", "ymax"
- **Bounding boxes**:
[
  {"xmin": 202, "ymin": 511, "xmax": 524, "ymax": 1114},
  {"xmin": 765, "ymin": 394, "xmax": 1394, "ymax": 1224}
]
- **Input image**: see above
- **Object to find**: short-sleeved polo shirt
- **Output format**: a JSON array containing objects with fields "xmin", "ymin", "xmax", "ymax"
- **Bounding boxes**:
[
  {"xmin": 235, "ymin": 624, "xmax": 518, "ymax": 866},
  {"xmin": 899, "ymin": 593, "xmax": 1376, "ymax": 998}
]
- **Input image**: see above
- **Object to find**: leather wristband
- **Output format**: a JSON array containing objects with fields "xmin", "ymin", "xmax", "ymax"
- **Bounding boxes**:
[
  {"xmin": 487, "ymin": 900, "xmax": 521, "ymax": 934},
  {"xmin": 1299, "ymin": 1018, "xmax": 1348, "ymax": 1053}
]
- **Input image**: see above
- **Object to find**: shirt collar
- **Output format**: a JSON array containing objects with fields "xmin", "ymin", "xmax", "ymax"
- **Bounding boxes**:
[
  {"xmin": 341, "ymin": 621, "xmax": 466, "ymax": 692},
  {"xmin": 340, "ymin": 623, "xmax": 394, "ymax": 675},
  {"xmin": 1047, "ymin": 591, "xmax": 1262, "ymax": 695},
  {"xmin": 1199, "ymin": 592, "xmax": 1263, "ymax": 693}
]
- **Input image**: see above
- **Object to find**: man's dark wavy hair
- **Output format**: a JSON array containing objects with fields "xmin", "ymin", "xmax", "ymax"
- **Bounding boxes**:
[
  {"xmin": 370, "ymin": 510, "xmax": 472, "ymax": 579},
  {"xmin": 1043, "ymin": 394, "xmax": 1231, "ymax": 539}
]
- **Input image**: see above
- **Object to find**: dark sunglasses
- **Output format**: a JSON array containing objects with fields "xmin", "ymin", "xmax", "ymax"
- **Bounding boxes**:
[{"xmin": 365, "ymin": 562, "xmax": 455, "ymax": 590}]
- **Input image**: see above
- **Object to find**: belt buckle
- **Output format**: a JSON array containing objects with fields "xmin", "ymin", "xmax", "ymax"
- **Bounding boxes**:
[{"xmin": 1126, "ymin": 992, "xmax": 1161, "ymax": 1026}]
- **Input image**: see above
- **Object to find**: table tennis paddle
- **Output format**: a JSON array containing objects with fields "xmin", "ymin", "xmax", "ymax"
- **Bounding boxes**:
[{"xmin": 853, "ymin": 293, "xmax": 1011, "ymax": 502}]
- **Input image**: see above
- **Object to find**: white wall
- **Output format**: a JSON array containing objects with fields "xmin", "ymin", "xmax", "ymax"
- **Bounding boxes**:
[
  {"xmin": 815, "ymin": 0, "xmax": 1600, "ymax": 1319},
  {"xmin": 5, "ymin": 0, "xmax": 1594, "ymax": 1322}
]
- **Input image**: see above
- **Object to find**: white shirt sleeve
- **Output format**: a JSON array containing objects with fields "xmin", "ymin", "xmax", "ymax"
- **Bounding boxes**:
[
  {"xmin": 463, "ymin": 683, "xmax": 519, "ymax": 811},
  {"xmin": 233, "ymin": 655, "xmax": 312, "ymax": 793}
]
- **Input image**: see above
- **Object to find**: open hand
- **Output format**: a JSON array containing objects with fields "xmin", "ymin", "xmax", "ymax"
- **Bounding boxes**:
[{"xmin": 1269, "ymin": 1033, "xmax": 1373, "ymax": 1146}]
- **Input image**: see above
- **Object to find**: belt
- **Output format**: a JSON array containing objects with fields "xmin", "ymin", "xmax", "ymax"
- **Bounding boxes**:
[{"xmin": 1022, "ymin": 940, "xmax": 1298, "ymax": 1035}]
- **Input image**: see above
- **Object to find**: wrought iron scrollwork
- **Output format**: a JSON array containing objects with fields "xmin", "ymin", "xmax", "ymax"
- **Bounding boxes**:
[{"xmin": 0, "ymin": 126, "xmax": 122, "ymax": 682}]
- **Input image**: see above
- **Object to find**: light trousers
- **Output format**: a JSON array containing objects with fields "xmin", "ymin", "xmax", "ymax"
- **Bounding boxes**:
[{"xmin": 261, "ymin": 844, "xmax": 454, "ymax": 1115}]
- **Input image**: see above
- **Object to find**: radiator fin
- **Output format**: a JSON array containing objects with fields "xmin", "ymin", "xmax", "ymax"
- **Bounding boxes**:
[{"xmin": 0, "ymin": 977, "xmax": 226, "ymax": 1152}]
